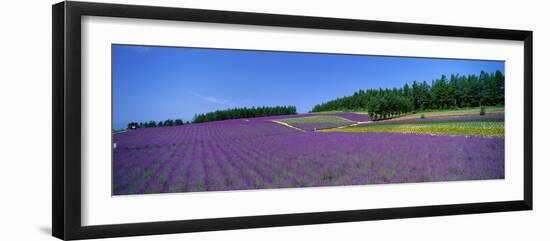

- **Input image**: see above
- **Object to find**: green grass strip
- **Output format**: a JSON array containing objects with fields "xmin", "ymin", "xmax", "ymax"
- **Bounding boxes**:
[
  {"xmin": 322, "ymin": 119, "xmax": 504, "ymax": 137},
  {"xmin": 278, "ymin": 115, "xmax": 353, "ymax": 124}
]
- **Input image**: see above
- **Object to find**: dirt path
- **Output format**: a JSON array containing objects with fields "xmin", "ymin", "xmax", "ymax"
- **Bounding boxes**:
[
  {"xmin": 271, "ymin": 120, "xmax": 307, "ymax": 132},
  {"xmin": 271, "ymin": 119, "xmax": 373, "ymax": 132},
  {"xmin": 334, "ymin": 121, "xmax": 372, "ymax": 129}
]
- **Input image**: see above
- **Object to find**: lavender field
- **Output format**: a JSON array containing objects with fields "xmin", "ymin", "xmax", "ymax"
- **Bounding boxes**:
[
  {"xmin": 112, "ymin": 45, "xmax": 506, "ymax": 195},
  {"xmin": 113, "ymin": 113, "xmax": 504, "ymax": 195}
]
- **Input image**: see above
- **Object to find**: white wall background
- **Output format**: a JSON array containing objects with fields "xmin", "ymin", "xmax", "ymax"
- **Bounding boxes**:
[{"xmin": 0, "ymin": 0, "xmax": 547, "ymax": 240}]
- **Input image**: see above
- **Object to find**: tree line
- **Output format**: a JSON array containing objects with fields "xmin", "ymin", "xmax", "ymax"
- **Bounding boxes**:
[
  {"xmin": 126, "ymin": 106, "xmax": 297, "ymax": 129},
  {"xmin": 311, "ymin": 71, "xmax": 504, "ymax": 120},
  {"xmin": 193, "ymin": 106, "xmax": 297, "ymax": 123},
  {"xmin": 127, "ymin": 119, "xmax": 188, "ymax": 129}
]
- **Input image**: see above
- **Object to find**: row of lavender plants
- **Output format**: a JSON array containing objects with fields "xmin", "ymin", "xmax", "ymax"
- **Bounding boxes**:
[{"xmin": 113, "ymin": 115, "xmax": 503, "ymax": 195}]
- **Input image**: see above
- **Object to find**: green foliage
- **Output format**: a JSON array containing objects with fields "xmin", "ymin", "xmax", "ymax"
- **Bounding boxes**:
[
  {"xmin": 127, "ymin": 118, "xmax": 185, "ymax": 130},
  {"xmin": 311, "ymin": 71, "xmax": 505, "ymax": 119},
  {"xmin": 174, "ymin": 119, "xmax": 184, "ymax": 125},
  {"xmin": 420, "ymin": 114, "xmax": 425, "ymax": 119},
  {"xmin": 193, "ymin": 106, "xmax": 297, "ymax": 123},
  {"xmin": 127, "ymin": 106, "xmax": 295, "ymax": 129},
  {"xmin": 145, "ymin": 121, "xmax": 154, "ymax": 127},
  {"xmin": 480, "ymin": 106, "xmax": 486, "ymax": 116},
  {"xmin": 163, "ymin": 119, "xmax": 174, "ymax": 126},
  {"xmin": 127, "ymin": 122, "xmax": 139, "ymax": 129}
]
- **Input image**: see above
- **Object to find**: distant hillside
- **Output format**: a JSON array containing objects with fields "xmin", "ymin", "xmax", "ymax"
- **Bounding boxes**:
[{"xmin": 193, "ymin": 106, "xmax": 297, "ymax": 123}]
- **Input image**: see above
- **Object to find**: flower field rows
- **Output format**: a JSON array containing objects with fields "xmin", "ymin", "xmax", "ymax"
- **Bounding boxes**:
[
  {"xmin": 361, "ymin": 113, "xmax": 504, "ymax": 125},
  {"xmin": 322, "ymin": 114, "xmax": 506, "ymax": 137},
  {"xmin": 113, "ymin": 113, "xmax": 504, "ymax": 195},
  {"xmin": 325, "ymin": 119, "xmax": 504, "ymax": 137}
]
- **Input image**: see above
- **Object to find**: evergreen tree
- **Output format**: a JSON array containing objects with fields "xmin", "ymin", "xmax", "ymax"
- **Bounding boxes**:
[
  {"xmin": 192, "ymin": 106, "xmax": 297, "ymax": 123},
  {"xmin": 311, "ymin": 71, "xmax": 504, "ymax": 115}
]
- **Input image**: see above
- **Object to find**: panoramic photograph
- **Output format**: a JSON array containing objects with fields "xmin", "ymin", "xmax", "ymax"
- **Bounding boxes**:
[{"xmin": 112, "ymin": 44, "xmax": 505, "ymax": 195}]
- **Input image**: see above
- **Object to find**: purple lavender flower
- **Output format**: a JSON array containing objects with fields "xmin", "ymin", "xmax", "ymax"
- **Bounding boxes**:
[{"xmin": 113, "ymin": 114, "xmax": 504, "ymax": 195}]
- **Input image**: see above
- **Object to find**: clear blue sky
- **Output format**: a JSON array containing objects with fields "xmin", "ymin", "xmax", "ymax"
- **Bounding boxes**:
[{"xmin": 112, "ymin": 45, "xmax": 504, "ymax": 129}]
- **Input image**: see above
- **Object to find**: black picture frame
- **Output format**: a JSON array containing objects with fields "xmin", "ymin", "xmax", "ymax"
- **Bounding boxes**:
[{"xmin": 52, "ymin": 1, "xmax": 533, "ymax": 240}]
